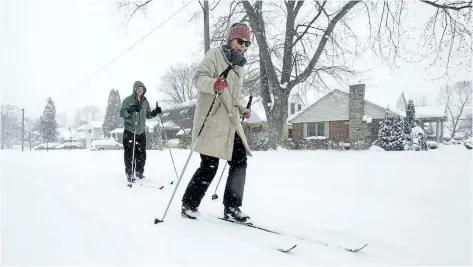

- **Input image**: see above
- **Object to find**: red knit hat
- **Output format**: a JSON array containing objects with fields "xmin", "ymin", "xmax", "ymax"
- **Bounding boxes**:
[{"xmin": 227, "ymin": 24, "xmax": 251, "ymax": 42}]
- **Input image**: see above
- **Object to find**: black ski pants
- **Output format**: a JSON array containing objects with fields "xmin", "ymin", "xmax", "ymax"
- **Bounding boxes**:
[
  {"xmin": 123, "ymin": 129, "xmax": 147, "ymax": 176},
  {"xmin": 182, "ymin": 134, "xmax": 247, "ymax": 209}
]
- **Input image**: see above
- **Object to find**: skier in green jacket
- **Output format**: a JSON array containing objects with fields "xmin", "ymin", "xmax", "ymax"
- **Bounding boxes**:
[{"xmin": 120, "ymin": 81, "xmax": 162, "ymax": 182}]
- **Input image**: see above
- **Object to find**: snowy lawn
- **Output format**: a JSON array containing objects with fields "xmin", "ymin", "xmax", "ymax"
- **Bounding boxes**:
[{"xmin": 1, "ymin": 145, "xmax": 471, "ymax": 265}]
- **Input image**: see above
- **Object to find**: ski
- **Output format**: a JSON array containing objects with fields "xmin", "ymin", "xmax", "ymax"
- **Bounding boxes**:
[
  {"xmin": 179, "ymin": 214, "xmax": 297, "ymax": 253},
  {"xmin": 216, "ymin": 217, "xmax": 367, "ymax": 253},
  {"xmin": 277, "ymin": 244, "xmax": 297, "ymax": 253},
  {"xmin": 126, "ymin": 178, "xmax": 165, "ymax": 190},
  {"xmin": 130, "ymin": 181, "xmax": 164, "ymax": 190}
]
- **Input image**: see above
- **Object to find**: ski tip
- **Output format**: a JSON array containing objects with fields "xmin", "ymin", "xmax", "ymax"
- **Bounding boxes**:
[
  {"xmin": 158, "ymin": 186, "xmax": 164, "ymax": 190},
  {"xmin": 154, "ymin": 218, "xmax": 163, "ymax": 224},
  {"xmin": 277, "ymin": 244, "xmax": 297, "ymax": 253},
  {"xmin": 346, "ymin": 243, "xmax": 368, "ymax": 252},
  {"xmin": 127, "ymin": 184, "xmax": 132, "ymax": 188}
]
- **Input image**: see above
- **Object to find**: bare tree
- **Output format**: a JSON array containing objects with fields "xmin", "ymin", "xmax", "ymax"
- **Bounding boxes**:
[
  {"xmin": 239, "ymin": 0, "xmax": 471, "ymax": 149},
  {"xmin": 240, "ymin": 1, "xmax": 359, "ymax": 149},
  {"xmin": 1, "ymin": 104, "xmax": 22, "ymax": 149},
  {"xmin": 440, "ymin": 80, "xmax": 472, "ymax": 138},
  {"xmin": 24, "ymin": 117, "xmax": 41, "ymax": 150},
  {"xmin": 158, "ymin": 63, "xmax": 198, "ymax": 105},
  {"xmin": 117, "ymin": 0, "xmax": 471, "ymax": 149}
]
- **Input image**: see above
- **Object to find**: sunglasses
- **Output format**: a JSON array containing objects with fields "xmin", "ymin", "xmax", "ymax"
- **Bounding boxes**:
[{"xmin": 235, "ymin": 38, "xmax": 251, "ymax": 47}]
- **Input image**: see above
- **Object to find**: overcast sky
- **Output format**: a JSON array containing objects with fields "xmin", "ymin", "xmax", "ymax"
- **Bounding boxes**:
[{"xmin": 1, "ymin": 0, "xmax": 471, "ymax": 124}]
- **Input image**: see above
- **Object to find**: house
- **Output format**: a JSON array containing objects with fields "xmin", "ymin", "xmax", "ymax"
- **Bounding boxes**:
[
  {"xmin": 288, "ymin": 84, "xmax": 448, "ymax": 149},
  {"xmin": 57, "ymin": 127, "xmax": 86, "ymax": 147},
  {"xmin": 157, "ymin": 94, "xmax": 307, "ymax": 148},
  {"xmin": 75, "ymin": 121, "xmax": 104, "ymax": 148},
  {"xmin": 394, "ymin": 93, "xmax": 447, "ymax": 142},
  {"xmin": 109, "ymin": 120, "xmax": 160, "ymax": 141},
  {"xmin": 160, "ymin": 99, "xmax": 197, "ymax": 140},
  {"xmin": 241, "ymin": 93, "xmax": 307, "ymax": 139}
]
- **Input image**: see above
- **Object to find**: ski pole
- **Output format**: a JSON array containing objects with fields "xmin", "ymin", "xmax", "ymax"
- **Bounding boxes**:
[
  {"xmin": 127, "ymin": 110, "xmax": 139, "ymax": 188},
  {"xmin": 211, "ymin": 95, "xmax": 252, "ymax": 200},
  {"xmin": 157, "ymin": 101, "xmax": 179, "ymax": 186}
]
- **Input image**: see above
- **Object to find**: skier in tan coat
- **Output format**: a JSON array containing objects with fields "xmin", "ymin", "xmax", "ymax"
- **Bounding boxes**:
[{"xmin": 181, "ymin": 23, "xmax": 253, "ymax": 222}]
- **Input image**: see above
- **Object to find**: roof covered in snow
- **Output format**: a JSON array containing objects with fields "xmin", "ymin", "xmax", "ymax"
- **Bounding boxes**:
[
  {"xmin": 161, "ymin": 99, "xmax": 197, "ymax": 112},
  {"xmin": 289, "ymin": 88, "xmax": 447, "ymax": 123},
  {"xmin": 76, "ymin": 121, "xmax": 103, "ymax": 130}
]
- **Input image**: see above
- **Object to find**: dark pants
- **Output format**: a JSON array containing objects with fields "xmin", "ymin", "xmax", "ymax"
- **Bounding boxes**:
[
  {"xmin": 182, "ymin": 134, "xmax": 247, "ymax": 209},
  {"xmin": 123, "ymin": 129, "xmax": 147, "ymax": 176}
]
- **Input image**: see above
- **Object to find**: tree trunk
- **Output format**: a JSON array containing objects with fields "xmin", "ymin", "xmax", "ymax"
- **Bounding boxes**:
[
  {"xmin": 203, "ymin": 1, "xmax": 210, "ymax": 54},
  {"xmin": 266, "ymin": 92, "xmax": 289, "ymax": 150}
]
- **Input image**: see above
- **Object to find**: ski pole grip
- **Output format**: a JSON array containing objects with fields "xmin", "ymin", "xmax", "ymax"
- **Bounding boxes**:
[{"xmin": 246, "ymin": 95, "xmax": 253, "ymax": 109}]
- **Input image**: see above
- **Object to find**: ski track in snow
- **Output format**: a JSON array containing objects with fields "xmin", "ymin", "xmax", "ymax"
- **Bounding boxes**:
[{"xmin": 1, "ymin": 145, "xmax": 471, "ymax": 265}]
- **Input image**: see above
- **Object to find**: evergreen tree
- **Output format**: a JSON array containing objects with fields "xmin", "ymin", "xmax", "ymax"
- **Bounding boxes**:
[
  {"xmin": 40, "ymin": 97, "xmax": 58, "ymax": 149},
  {"xmin": 377, "ymin": 110, "xmax": 393, "ymax": 150},
  {"xmin": 404, "ymin": 99, "xmax": 416, "ymax": 135},
  {"xmin": 102, "ymin": 89, "xmax": 122, "ymax": 137},
  {"xmin": 151, "ymin": 123, "xmax": 164, "ymax": 149},
  {"xmin": 145, "ymin": 126, "xmax": 152, "ymax": 149},
  {"xmin": 391, "ymin": 116, "xmax": 406, "ymax": 151}
]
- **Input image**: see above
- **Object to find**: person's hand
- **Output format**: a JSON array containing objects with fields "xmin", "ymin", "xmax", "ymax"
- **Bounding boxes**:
[
  {"xmin": 128, "ymin": 104, "xmax": 141, "ymax": 113},
  {"xmin": 214, "ymin": 77, "xmax": 228, "ymax": 93},
  {"xmin": 154, "ymin": 106, "xmax": 162, "ymax": 115},
  {"xmin": 241, "ymin": 108, "xmax": 251, "ymax": 119}
]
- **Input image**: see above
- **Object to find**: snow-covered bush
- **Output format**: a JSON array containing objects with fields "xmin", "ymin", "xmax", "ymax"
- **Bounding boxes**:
[
  {"xmin": 282, "ymin": 139, "xmax": 296, "ymax": 150},
  {"xmin": 464, "ymin": 137, "xmax": 473, "ymax": 150},
  {"xmin": 300, "ymin": 136, "xmax": 330, "ymax": 150},
  {"xmin": 369, "ymin": 145, "xmax": 385, "ymax": 151},
  {"xmin": 376, "ymin": 111, "xmax": 405, "ymax": 151},
  {"xmin": 411, "ymin": 126, "xmax": 428, "ymax": 151},
  {"xmin": 426, "ymin": 141, "xmax": 438, "ymax": 149},
  {"xmin": 247, "ymin": 129, "xmax": 268, "ymax": 151}
]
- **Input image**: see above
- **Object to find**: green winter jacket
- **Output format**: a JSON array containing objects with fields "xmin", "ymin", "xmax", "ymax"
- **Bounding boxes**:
[{"xmin": 120, "ymin": 81, "xmax": 158, "ymax": 135}]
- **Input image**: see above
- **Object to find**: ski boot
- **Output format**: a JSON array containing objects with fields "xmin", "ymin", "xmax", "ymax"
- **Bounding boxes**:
[
  {"xmin": 181, "ymin": 204, "xmax": 200, "ymax": 220},
  {"xmin": 224, "ymin": 206, "xmax": 251, "ymax": 224}
]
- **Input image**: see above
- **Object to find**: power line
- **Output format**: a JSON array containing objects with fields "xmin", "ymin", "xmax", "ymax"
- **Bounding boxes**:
[{"xmin": 80, "ymin": 0, "xmax": 194, "ymax": 85}]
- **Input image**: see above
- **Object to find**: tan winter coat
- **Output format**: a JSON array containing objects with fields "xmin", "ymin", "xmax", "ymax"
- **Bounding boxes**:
[{"xmin": 191, "ymin": 47, "xmax": 252, "ymax": 161}]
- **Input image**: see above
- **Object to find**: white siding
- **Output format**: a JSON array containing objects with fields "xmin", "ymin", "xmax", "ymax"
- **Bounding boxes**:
[
  {"xmin": 290, "ymin": 89, "xmax": 390, "ymax": 123},
  {"xmin": 291, "ymin": 91, "xmax": 349, "ymax": 123},
  {"xmin": 364, "ymin": 102, "xmax": 390, "ymax": 119}
]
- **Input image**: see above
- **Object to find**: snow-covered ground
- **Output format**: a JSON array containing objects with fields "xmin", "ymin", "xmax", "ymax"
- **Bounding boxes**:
[{"xmin": 1, "ymin": 145, "xmax": 471, "ymax": 265}]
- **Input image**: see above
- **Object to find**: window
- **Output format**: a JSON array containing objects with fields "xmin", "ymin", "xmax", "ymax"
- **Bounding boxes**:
[
  {"xmin": 298, "ymin": 104, "xmax": 302, "ymax": 111},
  {"xmin": 317, "ymin": 122, "xmax": 324, "ymax": 136},
  {"xmin": 288, "ymin": 128, "xmax": 293, "ymax": 139},
  {"xmin": 290, "ymin": 103, "xmax": 295, "ymax": 115},
  {"xmin": 307, "ymin": 122, "xmax": 325, "ymax": 137},
  {"xmin": 307, "ymin": 123, "xmax": 317, "ymax": 137}
]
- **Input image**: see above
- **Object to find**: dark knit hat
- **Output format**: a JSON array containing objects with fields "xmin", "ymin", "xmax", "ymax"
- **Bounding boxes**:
[{"xmin": 227, "ymin": 23, "xmax": 251, "ymax": 42}]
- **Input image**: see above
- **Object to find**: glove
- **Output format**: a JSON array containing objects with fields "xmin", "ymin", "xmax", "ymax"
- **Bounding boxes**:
[
  {"xmin": 241, "ymin": 108, "xmax": 251, "ymax": 119},
  {"xmin": 127, "ymin": 104, "xmax": 141, "ymax": 113},
  {"xmin": 214, "ymin": 76, "xmax": 228, "ymax": 93},
  {"xmin": 150, "ymin": 106, "xmax": 162, "ymax": 117}
]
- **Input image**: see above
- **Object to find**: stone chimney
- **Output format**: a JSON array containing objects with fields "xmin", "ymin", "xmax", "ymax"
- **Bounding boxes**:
[{"xmin": 349, "ymin": 84, "xmax": 371, "ymax": 149}]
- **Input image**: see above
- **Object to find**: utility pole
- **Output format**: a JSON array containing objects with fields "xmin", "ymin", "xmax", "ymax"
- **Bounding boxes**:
[{"xmin": 21, "ymin": 108, "xmax": 24, "ymax": 152}]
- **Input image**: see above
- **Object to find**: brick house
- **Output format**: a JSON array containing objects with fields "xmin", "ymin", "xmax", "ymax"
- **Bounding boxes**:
[
  {"xmin": 288, "ymin": 84, "xmax": 447, "ymax": 149},
  {"xmin": 289, "ymin": 84, "xmax": 403, "ymax": 149}
]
